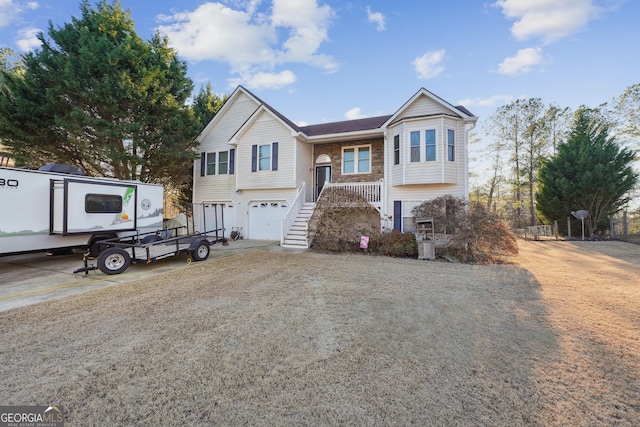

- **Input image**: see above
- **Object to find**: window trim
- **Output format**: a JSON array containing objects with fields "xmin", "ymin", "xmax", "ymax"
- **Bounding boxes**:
[
  {"xmin": 342, "ymin": 144, "xmax": 372, "ymax": 175},
  {"xmin": 393, "ymin": 135, "xmax": 400, "ymax": 165},
  {"xmin": 425, "ymin": 129, "xmax": 436, "ymax": 162},
  {"xmin": 447, "ymin": 129, "xmax": 455, "ymax": 162},
  {"xmin": 218, "ymin": 150, "xmax": 229, "ymax": 175},
  {"xmin": 410, "ymin": 131, "xmax": 420, "ymax": 163},
  {"xmin": 206, "ymin": 152, "xmax": 216, "ymax": 175},
  {"xmin": 251, "ymin": 142, "xmax": 279, "ymax": 172}
]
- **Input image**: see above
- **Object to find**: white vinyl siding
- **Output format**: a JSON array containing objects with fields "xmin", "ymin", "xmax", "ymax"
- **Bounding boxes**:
[
  {"xmin": 236, "ymin": 111, "xmax": 294, "ymax": 190},
  {"xmin": 194, "ymin": 91, "xmax": 259, "ymax": 203}
]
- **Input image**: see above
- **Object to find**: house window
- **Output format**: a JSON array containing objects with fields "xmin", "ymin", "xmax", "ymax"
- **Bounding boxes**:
[
  {"xmin": 447, "ymin": 129, "xmax": 455, "ymax": 161},
  {"xmin": 342, "ymin": 145, "xmax": 371, "ymax": 174},
  {"xmin": 410, "ymin": 131, "xmax": 420, "ymax": 162},
  {"xmin": 258, "ymin": 144, "xmax": 271, "ymax": 171},
  {"xmin": 219, "ymin": 151, "xmax": 228, "ymax": 174},
  {"xmin": 393, "ymin": 135, "xmax": 400, "ymax": 165},
  {"xmin": 425, "ymin": 129, "xmax": 436, "ymax": 161},
  {"xmin": 252, "ymin": 143, "xmax": 278, "ymax": 172},
  {"xmin": 206, "ymin": 152, "xmax": 216, "ymax": 175}
]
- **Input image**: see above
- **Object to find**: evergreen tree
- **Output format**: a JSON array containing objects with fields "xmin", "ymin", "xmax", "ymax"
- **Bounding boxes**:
[
  {"xmin": 536, "ymin": 107, "xmax": 637, "ymax": 236},
  {"xmin": 0, "ymin": 0, "xmax": 200, "ymax": 187}
]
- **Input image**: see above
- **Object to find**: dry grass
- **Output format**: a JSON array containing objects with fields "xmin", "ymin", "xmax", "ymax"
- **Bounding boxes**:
[{"xmin": 1, "ymin": 241, "xmax": 639, "ymax": 426}]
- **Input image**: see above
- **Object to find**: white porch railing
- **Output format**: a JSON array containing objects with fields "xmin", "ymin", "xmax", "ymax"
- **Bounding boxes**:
[
  {"xmin": 321, "ymin": 181, "xmax": 382, "ymax": 211},
  {"xmin": 281, "ymin": 182, "xmax": 307, "ymax": 245}
]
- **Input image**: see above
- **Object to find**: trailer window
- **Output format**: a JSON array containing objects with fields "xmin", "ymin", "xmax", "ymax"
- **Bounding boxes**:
[{"xmin": 85, "ymin": 194, "xmax": 123, "ymax": 213}]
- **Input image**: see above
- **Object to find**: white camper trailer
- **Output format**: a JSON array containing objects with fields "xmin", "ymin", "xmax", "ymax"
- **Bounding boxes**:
[{"xmin": 0, "ymin": 165, "xmax": 164, "ymax": 256}]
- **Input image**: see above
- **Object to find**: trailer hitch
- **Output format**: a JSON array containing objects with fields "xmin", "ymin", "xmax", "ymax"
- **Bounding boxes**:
[{"xmin": 73, "ymin": 251, "xmax": 98, "ymax": 275}]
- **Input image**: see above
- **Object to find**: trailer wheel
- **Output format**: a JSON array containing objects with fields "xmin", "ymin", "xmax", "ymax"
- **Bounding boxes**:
[
  {"xmin": 191, "ymin": 240, "xmax": 210, "ymax": 261},
  {"xmin": 97, "ymin": 248, "xmax": 131, "ymax": 275}
]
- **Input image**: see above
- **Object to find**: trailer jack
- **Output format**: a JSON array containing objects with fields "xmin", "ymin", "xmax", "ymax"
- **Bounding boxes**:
[{"xmin": 73, "ymin": 251, "xmax": 98, "ymax": 275}]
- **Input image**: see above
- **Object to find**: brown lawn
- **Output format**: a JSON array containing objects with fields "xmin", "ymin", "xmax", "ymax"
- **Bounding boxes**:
[{"xmin": 0, "ymin": 240, "xmax": 638, "ymax": 426}]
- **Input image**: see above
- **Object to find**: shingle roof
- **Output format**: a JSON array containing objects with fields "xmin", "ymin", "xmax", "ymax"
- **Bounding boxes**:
[{"xmin": 299, "ymin": 115, "xmax": 392, "ymax": 137}]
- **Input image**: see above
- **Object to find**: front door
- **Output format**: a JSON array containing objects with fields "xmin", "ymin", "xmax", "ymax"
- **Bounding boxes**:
[{"xmin": 315, "ymin": 165, "xmax": 331, "ymax": 199}]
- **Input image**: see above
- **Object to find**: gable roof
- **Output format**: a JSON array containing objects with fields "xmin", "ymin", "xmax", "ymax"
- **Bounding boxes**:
[{"xmin": 384, "ymin": 87, "xmax": 477, "ymax": 128}]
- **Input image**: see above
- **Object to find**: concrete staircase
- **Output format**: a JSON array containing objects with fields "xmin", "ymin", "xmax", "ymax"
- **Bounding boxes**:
[{"xmin": 281, "ymin": 202, "xmax": 315, "ymax": 248}]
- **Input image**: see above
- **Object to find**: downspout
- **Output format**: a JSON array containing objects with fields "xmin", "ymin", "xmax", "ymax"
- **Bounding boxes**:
[
  {"xmin": 464, "ymin": 121, "xmax": 477, "ymax": 201},
  {"xmin": 382, "ymin": 129, "xmax": 388, "ymax": 230}
]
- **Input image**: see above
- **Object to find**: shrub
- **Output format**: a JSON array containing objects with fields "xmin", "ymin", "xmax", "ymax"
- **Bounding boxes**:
[
  {"xmin": 412, "ymin": 196, "xmax": 518, "ymax": 264},
  {"xmin": 367, "ymin": 230, "xmax": 417, "ymax": 258}
]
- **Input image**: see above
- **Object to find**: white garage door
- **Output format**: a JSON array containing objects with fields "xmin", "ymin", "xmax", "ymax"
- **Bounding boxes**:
[
  {"xmin": 248, "ymin": 201, "xmax": 288, "ymax": 240},
  {"xmin": 202, "ymin": 203, "xmax": 234, "ymax": 238}
]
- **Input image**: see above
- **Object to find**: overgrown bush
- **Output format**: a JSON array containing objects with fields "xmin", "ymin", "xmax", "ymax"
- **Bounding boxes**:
[
  {"xmin": 367, "ymin": 230, "xmax": 417, "ymax": 258},
  {"xmin": 309, "ymin": 187, "xmax": 381, "ymax": 253},
  {"xmin": 412, "ymin": 196, "xmax": 518, "ymax": 264},
  {"xmin": 309, "ymin": 187, "xmax": 417, "ymax": 257}
]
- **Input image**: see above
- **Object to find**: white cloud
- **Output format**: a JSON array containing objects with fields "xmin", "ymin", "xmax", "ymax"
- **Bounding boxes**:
[
  {"xmin": 229, "ymin": 69, "xmax": 297, "ymax": 90},
  {"xmin": 412, "ymin": 49, "xmax": 445, "ymax": 79},
  {"xmin": 366, "ymin": 6, "xmax": 386, "ymax": 31},
  {"xmin": 498, "ymin": 47, "xmax": 543, "ymax": 75},
  {"xmin": 16, "ymin": 27, "xmax": 41, "ymax": 51},
  {"xmin": 156, "ymin": 0, "xmax": 337, "ymax": 90},
  {"xmin": 0, "ymin": 0, "xmax": 19, "ymax": 27},
  {"xmin": 457, "ymin": 94, "xmax": 515, "ymax": 108},
  {"xmin": 26, "ymin": 2, "xmax": 38, "ymax": 10},
  {"xmin": 345, "ymin": 107, "xmax": 367, "ymax": 120},
  {"xmin": 493, "ymin": 0, "xmax": 601, "ymax": 43}
]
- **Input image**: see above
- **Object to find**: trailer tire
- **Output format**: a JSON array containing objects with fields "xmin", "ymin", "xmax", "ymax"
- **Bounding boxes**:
[
  {"xmin": 97, "ymin": 248, "xmax": 131, "ymax": 275},
  {"xmin": 191, "ymin": 240, "xmax": 210, "ymax": 261}
]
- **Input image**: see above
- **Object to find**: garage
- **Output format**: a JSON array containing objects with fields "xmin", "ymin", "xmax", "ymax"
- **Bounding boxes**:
[
  {"xmin": 201, "ymin": 202, "xmax": 235, "ymax": 239},
  {"xmin": 248, "ymin": 201, "xmax": 289, "ymax": 240}
]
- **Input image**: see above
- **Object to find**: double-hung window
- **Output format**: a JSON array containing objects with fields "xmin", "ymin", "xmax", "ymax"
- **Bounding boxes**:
[
  {"xmin": 393, "ymin": 135, "xmax": 400, "ymax": 165},
  {"xmin": 447, "ymin": 129, "xmax": 455, "ymax": 161},
  {"xmin": 201, "ymin": 149, "xmax": 235, "ymax": 176},
  {"xmin": 425, "ymin": 129, "xmax": 436, "ymax": 161},
  {"xmin": 410, "ymin": 132, "xmax": 420, "ymax": 162},
  {"xmin": 258, "ymin": 145, "xmax": 271, "ymax": 171},
  {"xmin": 218, "ymin": 151, "xmax": 229, "ymax": 174},
  {"xmin": 251, "ymin": 142, "xmax": 278, "ymax": 172},
  {"xmin": 206, "ymin": 152, "xmax": 216, "ymax": 175},
  {"xmin": 343, "ymin": 145, "xmax": 371, "ymax": 174}
]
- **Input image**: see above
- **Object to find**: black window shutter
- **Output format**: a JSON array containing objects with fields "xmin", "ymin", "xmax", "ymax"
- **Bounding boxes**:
[
  {"xmin": 393, "ymin": 201, "xmax": 402, "ymax": 231},
  {"xmin": 200, "ymin": 153, "xmax": 206, "ymax": 176},
  {"xmin": 229, "ymin": 148, "xmax": 235, "ymax": 175},
  {"xmin": 272, "ymin": 142, "xmax": 278, "ymax": 171},
  {"xmin": 251, "ymin": 145, "xmax": 257, "ymax": 172}
]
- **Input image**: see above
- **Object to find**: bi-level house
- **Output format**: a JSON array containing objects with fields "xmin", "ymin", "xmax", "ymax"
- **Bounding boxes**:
[{"xmin": 192, "ymin": 86, "xmax": 477, "ymax": 248}]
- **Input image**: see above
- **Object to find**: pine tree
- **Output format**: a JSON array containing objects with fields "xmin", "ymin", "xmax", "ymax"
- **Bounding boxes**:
[
  {"xmin": 0, "ymin": 0, "xmax": 200, "ymax": 187},
  {"xmin": 536, "ymin": 107, "xmax": 637, "ymax": 236}
]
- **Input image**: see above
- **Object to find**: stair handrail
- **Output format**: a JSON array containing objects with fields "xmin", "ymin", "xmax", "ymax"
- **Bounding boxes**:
[{"xmin": 281, "ymin": 182, "xmax": 306, "ymax": 245}]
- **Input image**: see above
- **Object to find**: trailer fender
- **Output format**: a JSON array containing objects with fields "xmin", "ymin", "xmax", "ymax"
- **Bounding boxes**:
[
  {"xmin": 190, "ymin": 239, "xmax": 210, "ymax": 261},
  {"xmin": 89, "ymin": 234, "xmax": 117, "ymax": 257}
]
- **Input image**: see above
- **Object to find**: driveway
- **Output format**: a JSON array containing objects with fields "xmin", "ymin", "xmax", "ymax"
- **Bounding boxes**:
[{"xmin": 0, "ymin": 239, "xmax": 295, "ymax": 312}]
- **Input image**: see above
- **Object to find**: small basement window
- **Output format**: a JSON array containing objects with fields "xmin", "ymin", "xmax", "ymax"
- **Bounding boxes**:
[{"xmin": 86, "ymin": 194, "xmax": 122, "ymax": 213}]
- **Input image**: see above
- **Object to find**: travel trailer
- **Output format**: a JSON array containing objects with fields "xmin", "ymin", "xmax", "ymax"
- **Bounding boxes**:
[{"xmin": 0, "ymin": 165, "xmax": 164, "ymax": 257}]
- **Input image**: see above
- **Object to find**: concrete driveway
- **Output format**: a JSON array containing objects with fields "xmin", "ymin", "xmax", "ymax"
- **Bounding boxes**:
[{"xmin": 0, "ymin": 239, "xmax": 297, "ymax": 312}]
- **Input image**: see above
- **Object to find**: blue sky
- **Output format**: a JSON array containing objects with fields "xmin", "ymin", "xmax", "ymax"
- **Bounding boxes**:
[{"xmin": 1, "ymin": 0, "xmax": 638, "ymax": 184}]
